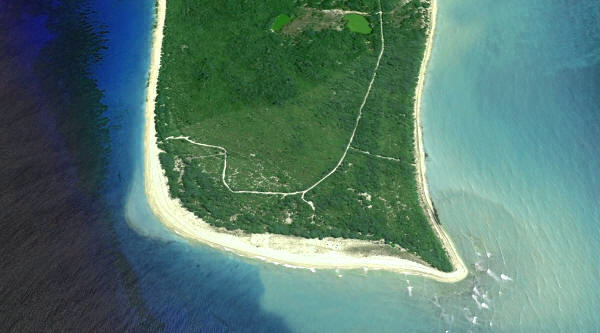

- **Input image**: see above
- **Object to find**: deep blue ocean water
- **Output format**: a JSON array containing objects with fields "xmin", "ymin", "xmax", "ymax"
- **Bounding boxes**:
[{"xmin": 2, "ymin": 0, "xmax": 598, "ymax": 331}]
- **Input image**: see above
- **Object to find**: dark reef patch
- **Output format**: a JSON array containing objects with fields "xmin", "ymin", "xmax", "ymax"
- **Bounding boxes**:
[{"xmin": 1, "ymin": 1, "xmax": 290, "ymax": 331}]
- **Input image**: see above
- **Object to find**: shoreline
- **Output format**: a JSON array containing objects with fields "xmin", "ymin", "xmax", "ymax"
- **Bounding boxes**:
[
  {"xmin": 143, "ymin": 0, "xmax": 467, "ymax": 283},
  {"xmin": 412, "ymin": 0, "xmax": 468, "ymax": 281}
]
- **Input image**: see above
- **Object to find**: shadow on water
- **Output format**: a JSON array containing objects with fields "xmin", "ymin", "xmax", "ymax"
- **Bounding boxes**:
[{"xmin": 0, "ymin": 1, "xmax": 290, "ymax": 331}]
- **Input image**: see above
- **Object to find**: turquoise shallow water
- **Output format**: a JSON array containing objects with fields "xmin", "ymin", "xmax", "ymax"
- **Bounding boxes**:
[
  {"xmin": 110, "ymin": 0, "xmax": 599, "ymax": 330},
  {"xmin": 422, "ymin": 0, "xmax": 600, "ymax": 329}
]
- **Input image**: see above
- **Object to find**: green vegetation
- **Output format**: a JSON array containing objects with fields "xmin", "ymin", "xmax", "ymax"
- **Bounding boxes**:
[
  {"xmin": 155, "ymin": 0, "xmax": 452, "ymax": 271},
  {"xmin": 272, "ymin": 14, "xmax": 293, "ymax": 31},
  {"xmin": 344, "ymin": 14, "xmax": 372, "ymax": 34}
]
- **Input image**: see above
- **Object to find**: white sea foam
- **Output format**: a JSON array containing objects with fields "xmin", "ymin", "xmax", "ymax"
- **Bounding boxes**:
[
  {"xmin": 464, "ymin": 308, "xmax": 478, "ymax": 326},
  {"xmin": 432, "ymin": 295, "xmax": 441, "ymax": 308},
  {"xmin": 486, "ymin": 269, "xmax": 501, "ymax": 282},
  {"xmin": 475, "ymin": 261, "xmax": 486, "ymax": 272}
]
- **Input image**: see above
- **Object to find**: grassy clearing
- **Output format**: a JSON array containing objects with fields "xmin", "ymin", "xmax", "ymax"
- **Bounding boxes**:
[
  {"xmin": 272, "ymin": 13, "xmax": 293, "ymax": 31},
  {"xmin": 155, "ymin": 0, "xmax": 451, "ymax": 271},
  {"xmin": 344, "ymin": 14, "xmax": 372, "ymax": 34}
]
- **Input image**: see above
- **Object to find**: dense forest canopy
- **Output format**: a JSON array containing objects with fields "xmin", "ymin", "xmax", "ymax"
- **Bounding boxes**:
[{"xmin": 155, "ymin": 0, "xmax": 451, "ymax": 271}]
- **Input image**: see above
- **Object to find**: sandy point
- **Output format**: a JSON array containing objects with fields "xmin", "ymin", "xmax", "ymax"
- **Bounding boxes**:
[{"xmin": 142, "ymin": 0, "xmax": 467, "ymax": 283}]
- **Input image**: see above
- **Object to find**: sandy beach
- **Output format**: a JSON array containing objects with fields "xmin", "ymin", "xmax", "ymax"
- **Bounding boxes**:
[{"xmin": 144, "ymin": 0, "xmax": 468, "ymax": 283}]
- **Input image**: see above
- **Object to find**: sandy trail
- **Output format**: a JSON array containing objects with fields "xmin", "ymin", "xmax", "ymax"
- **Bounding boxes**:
[
  {"xmin": 321, "ymin": 9, "xmax": 370, "ymax": 16},
  {"xmin": 349, "ymin": 146, "xmax": 403, "ymax": 162},
  {"xmin": 165, "ymin": 3, "xmax": 386, "ymax": 210},
  {"xmin": 143, "ymin": 0, "xmax": 467, "ymax": 282}
]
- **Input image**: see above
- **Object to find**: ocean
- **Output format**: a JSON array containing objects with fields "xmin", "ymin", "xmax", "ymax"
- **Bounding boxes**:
[{"xmin": 1, "ymin": 0, "xmax": 598, "ymax": 331}]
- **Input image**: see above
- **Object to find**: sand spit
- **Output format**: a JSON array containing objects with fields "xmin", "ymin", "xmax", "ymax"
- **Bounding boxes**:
[{"xmin": 144, "ymin": 0, "xmax": 467, "ymax": 283}]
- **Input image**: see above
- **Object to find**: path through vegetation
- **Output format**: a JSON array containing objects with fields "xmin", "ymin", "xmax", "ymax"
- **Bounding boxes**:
[{"xmin": 166, "ymin": 0, "xmax": 386, "ymax": 211}]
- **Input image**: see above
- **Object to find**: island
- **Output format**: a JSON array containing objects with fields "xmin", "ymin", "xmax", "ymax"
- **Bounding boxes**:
[{"xmin": 145, "ymin": 0, "xmax": 467, "ymax": 282}]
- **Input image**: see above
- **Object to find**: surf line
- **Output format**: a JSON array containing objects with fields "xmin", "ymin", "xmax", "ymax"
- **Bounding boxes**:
[{"xmin": 165, "ymin": 0, "xmax": 385, "ymax": 211}]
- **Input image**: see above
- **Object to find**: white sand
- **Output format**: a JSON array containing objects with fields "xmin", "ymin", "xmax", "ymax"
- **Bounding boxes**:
[
  {"xmin": 144, "ymin": 0, "xmax": 467, "ymax": 283},
  {"xmin": 412, "ymin": 0, "xmax": 468, "ymax": 281}
]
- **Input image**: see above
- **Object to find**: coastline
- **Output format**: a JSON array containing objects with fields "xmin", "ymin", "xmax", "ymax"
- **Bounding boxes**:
[
  {"xmin": 143, "ymin": 0, "xmax": 467, "ymax": 283},
  {"xmin": 412, "ymin": 0, "xmax": 468, "ymax": 280}
]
